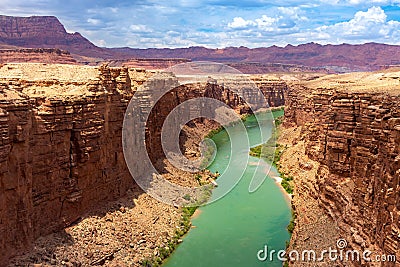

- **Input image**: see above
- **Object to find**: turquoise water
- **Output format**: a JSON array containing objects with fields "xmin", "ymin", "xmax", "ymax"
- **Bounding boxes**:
[{"xmin": 163, "ymin": 110, "xmax": 291, "ymax": 267}]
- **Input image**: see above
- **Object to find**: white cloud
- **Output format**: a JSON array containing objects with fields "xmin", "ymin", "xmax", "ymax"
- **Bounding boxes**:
[
  {"xmin": 228, "ymin": 17, "xmax": 256, "ymax": 29},
  {"xmin": 87, "ymin": 18, "xmax": 101, "ymax": 25},
  {"xmin": 315, "ymin": 6, "xmax": 400, "ymax": 41},
  {"xmin": 110, "ymin": 7, "xmax": 118, "ymax": 13},
  {"xmin": 319, "ymin": 0, "xmax": 400, "ymax": 5},
  {"xmin": 93, "ymin": 39, "xmax": 106, "ymax": 46},
  {"xmin": 221, "ymin": 5, "xmax": 400, "ymax": 48},
  {"xmin": 277, "ymin": 6, "xmax": 308, "ymax": 21},
  {"xmin": 346, "ymin": 0, "xmax": 400, "ymax": 4},
  {"xmin": 129, "ymin": 24, "xmax": 153, "ymax": 33},
  {"xmin": 254, "ymin": 15, "xmax": 279, "ymax": 30},
  {"xmin": 354, "ymin": 5, "xmax": 386, "ymax": 22},
  {"xmin": 1, "ymin": 0, "xmax": 400, "ymax": 48},
  {"xmin": 227, "ymin": 7, "xmax": 306, "ymax": 33}
]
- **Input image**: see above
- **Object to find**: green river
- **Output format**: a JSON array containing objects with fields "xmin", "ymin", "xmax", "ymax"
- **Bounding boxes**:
[{"xmin": 163, "ymin": 110, "xmax": 291, "ymax": 267}]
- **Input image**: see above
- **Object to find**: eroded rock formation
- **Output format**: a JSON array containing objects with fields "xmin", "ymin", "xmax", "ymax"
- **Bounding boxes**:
[
  {"xmin": 282, "ymin": 71, "xmax": 400, "ymax": 266},
  {"xmin": 0, "ymin": 48, "xmax": 76, "ymax": 64},
  {"xmin": 0, "ymin": 15, "xmax": 110, "ymax": 58},
  {"xmin": 0, "ymin": 63, "xmax": 150, "ymax": 265},
  {"xmin": 143, "ymin": 75, "xmax": 287, "ymax": 167},
  {"xmin": 0, "ymin": 63, "xmax": 287, "ymax": 265},
  {"xmin": 106, "ymin": 58, "xmax": 191, "ymax": 70}
]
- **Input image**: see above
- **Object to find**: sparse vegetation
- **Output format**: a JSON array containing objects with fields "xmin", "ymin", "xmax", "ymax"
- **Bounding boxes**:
[
  {"xmin": 281, "ymin": 174, "xmax": 294, "ymax": 194},
  {"xmin": 287, "ymin": 210, "xmax": 296, "ymax": 234},
  {"xmin": 204, "ymin": 126, "xmax": 223, "ymax": 138},
  {"xmin": 249, "ymin": 111, "xmax": 295, "ymax": 195},
  {"xmin": 142, "ymin": 110, "xmax": 291, "ymax": 266},
  {"xmin": 140, "ymin": 206, "xmax": 198, "ymax": 267},
  {"xmin": 141, "ymin": 259, "xmax": 153, "ymax": 267},
  {"xmin": 199, "ymin": 143, "xmax": 216, "ymax": 169},
  {"xmin": 249, "ymin": 143, "xmax": 285, "ymax": 165},
  {"xmin": 194, "ymin": 174, "xmax": 202, "ymax": 185},
  {"xmin": 249, "ymin": 114, "xmax": 285, "ymax": 165}
]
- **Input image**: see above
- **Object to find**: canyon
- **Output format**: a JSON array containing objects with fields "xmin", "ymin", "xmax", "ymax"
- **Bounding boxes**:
[
  {"xmin": 0, "ymin": 14, "xmax": 399, "ymax": 263},
  {"xmin": 0, "ymin": 10, "xmax": 398, "ymax": 267},
  {"xmin": 0, "ymin": 63, "xmax": 287, "ymax": 266},
  {"xmin": 0, "ymin": 62, "xmax": 398, "ymax": 267}
]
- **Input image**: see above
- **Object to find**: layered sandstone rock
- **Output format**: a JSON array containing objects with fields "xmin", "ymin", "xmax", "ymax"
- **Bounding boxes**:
[
  {"xmin": 283, "ymin": 70, "xmax": 400, "ymax": 266},
  {"xmin": 0, "ymin": 48, "xmax": 76, "ymax": 64},
  {"xmin": 106, "ymin": 58, "xmax": 191, "ymax": 70},
  {"xmin": 144, "ymin": 75, "xmax": 286, "ymax": 167},
  {"xmin": 0, "ymin": 63, "xmax": 288, "ymax": 265},
  {"xmin": 229, "ymin": 62, "xmax": 330, "ymax": 74},
  {"xmin": 251, "ymin": 75, "xmax": 287, "ymax": 107},
  {"xmin": 0, "ymin": 63, "xmax": 151, "ymax": 265},
  {"xmin": 0, "ymin": 15, "xmax": 109, "ymax": 58}
]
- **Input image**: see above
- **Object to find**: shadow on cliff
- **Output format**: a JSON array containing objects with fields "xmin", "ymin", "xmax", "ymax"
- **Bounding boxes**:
[
  {"xmin": 8, "ymin": 183, "xmax": 146, "ymax": 266},
  {"xmin": 76, "ymin": 182, "xmax": 144, "ymax": 220}
]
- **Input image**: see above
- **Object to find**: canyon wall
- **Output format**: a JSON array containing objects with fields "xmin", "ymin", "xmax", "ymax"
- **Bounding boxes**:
[
  {"xmin": 0, "ymin": 15, "xmax": 109, "ymax": 58},
  {"xmin": 228, "ymin": 62, "xmax": 330, "ymax": 74},
  {"xmin": 252, "ymin": 76, "xmax": 286, "ymax": 107},
  {"xmin": 0, "ymin": 64, "xmax": 151, "ymax": 265},
  {"xmin": 105, "ymin": 58, "xmax": 191, "ymax": 70},
  {"xmin": 142, "ymin": 76, "xmax": 287, "ymax": 165},
  {"xmin": 0, "ymin": 64, "xmax": 287, "ymax": 265},
  {"xmin": 283, "ymin": 71, "xmax": 400, "ymax": 266},
  {"xmin": 0, "ymin": 48, "xmax": 76, "ymax": 64}
]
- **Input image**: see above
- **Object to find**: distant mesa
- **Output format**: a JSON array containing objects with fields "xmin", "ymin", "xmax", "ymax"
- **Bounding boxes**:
[
  {"xmin": 0, "ymin": 48, "xmax": 77, "ymax": 64},
  {"xmin": 0, "ymin": 15, "xmax": 108, "ymax": 58},
  {"xmin": 104, "ymin": 58, "xmax": 191, "ymax": 70},
  {"xmin": 1, "ymin": 15, "xmax": 400, "ymax": 72}
]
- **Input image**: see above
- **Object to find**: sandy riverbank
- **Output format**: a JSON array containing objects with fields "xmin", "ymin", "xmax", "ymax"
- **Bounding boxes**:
[
  {"xmin": 270, "ymin": 175, "xmax": 292, "ymax": 204},
  {"xmin": 191, "ymin": 209, "xmax": 202, "ymax": 219}
]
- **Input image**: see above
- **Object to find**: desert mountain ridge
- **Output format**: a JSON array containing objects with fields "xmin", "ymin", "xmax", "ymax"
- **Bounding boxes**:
[{"xmin": 1, "ymin": 14, "xmax": 400, "ymax": 72}]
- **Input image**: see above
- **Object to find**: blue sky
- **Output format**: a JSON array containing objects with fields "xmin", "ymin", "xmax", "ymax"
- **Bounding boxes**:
[{"xmin": 1, "ymin": 0, "xmax": 400, "ymax": 48}]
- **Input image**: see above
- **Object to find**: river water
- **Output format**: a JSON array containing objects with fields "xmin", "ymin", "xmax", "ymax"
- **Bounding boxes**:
[{"xmin": 163, "ymin": 110, "xmax": 291, "ymax": 267}]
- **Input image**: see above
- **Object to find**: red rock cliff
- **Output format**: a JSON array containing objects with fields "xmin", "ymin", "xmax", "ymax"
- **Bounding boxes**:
[
  {"xmin": 0, "ymin": 64, "xmax": 287, "ymax": 265},
  {"xmin": 0, "ymin": 63, "xmax": 150, "ymax": 265},
  {"xmin": 0, "ymin": 15, "xmax": 108, "ymax": 58},
  {"xmin": 0, "ymin": 48, "xmax": 77, "ymax": 64},
  {"xmin": 284, "ymin": 71, "xmax": 400, "ymax": 266}
]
